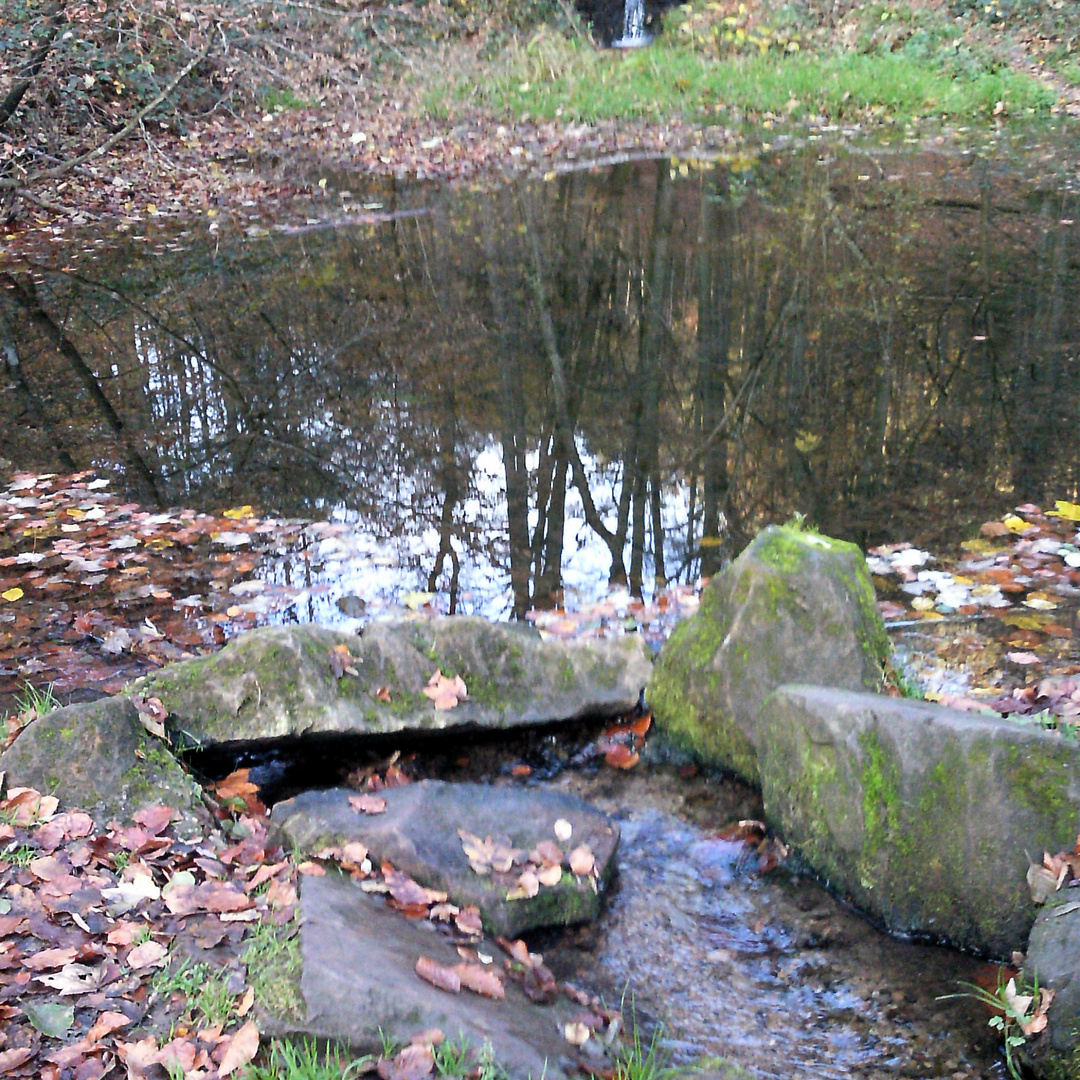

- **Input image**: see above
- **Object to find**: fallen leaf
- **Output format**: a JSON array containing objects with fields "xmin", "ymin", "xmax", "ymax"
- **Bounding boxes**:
[
  {"xmin": 86, "ymin": 1010, "xmax": 131, "ymax": 1043},
  {"xmin": 553, "ymin": 819, "xmax": 573, "ymax": 842},
  {"xmin": 563, "ymin": 1022, "xmax": 591, "ymax": 1046},
  {"xmin": 603, "ymin": 743, "xmax": 639, "ymax": 770},
  {"xmin": 506, "ymin": 869, "xmax": 539, "ymax": 900},
  {"xmin": 568, "ymin": 845, "xmax": 595, "ymax": 876},
  {"xmin": 349, "ymin": 793, "xmax": 387, "ymax": 814},
  {"xmin": 1, "ymin": 588, "xmax": 23, "ymax": 602},
  {"xmin": 378, "ymin": 1043, "xmax": 434, "ymax": 1080},
  {"xmin": 375, "ymin": 686, "xmax": 392, "ymax": 703},
  {"xmin": 329, "ymin": 643, "xmax": 359, "ymax": 679},
  {"xmin": 536, "ymin": 863, "xmax": 563, "ymax": 887},
  {"xmin": 24, "ymin": 946, "xmax": 78, "ymax": 970},
  {"xmin": 415, "ymin": 955, "xmax": 460, "ymax": 994},
  {"xmin": 422, "ymin": 670, "xmax": 467, "ymax": 710},
  {"xmin": 219, "ymin": 1019, "xmax": 260, "ymax": 1075},
  {"xmin": 454, "ymin": 963, "xmax": 506, "ymax": 1000},
  {"xmin": 127, "ymin": 939, "xmax": 168, "ymax": 969},
  {"xmin": 0, "ymin": 1048, "xmax": 34, "ymax": 1073},
  {"xmin": 24, "ymin": 1001, "xmax": 74, "ymax": 1038}
]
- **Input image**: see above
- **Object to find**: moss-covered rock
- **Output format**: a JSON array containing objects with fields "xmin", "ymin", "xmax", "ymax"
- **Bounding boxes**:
[
  {"xmin": 1023, "ymin": 894, "xmax": 1080, "ymax": 1079},
  {"xmin": 647, "ymin": 525, "xmax": 889, "ymax": 783},
  {"xmin": 129, "ymin": 619, "xmax": 651, "ymax": 749},
  {"xmin": 758, "ymin": 684, "xmax": 1080, "ymax": 957},
  {"xmin": 0, "ymin": 696, "xmax": 209, "ymax": 839},
  {"xmin": 270, "ymin": 780, "xmax": 618, "ymax": 937}
]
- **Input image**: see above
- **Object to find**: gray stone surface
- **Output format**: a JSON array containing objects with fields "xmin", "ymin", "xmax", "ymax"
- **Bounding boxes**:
[
  {"xmin": 271, "ymin": 780, "xmax": 619, "ymax": 937},
  {"xmin": 758, "ymin": 684, "xmax": 1080, "ymax": 957},
  {"xmin": 648, "ymin": 526, "xmax": 889, "ymax": 783},
  {"xmin": 266, "ymin": 872, "xmax": 583, "ymax": 1078},
  {"xmin": 1023, "ymin": 893, "xmax": 1080, "ymax": 1077},
  {"xmin": 0, "ymin": 696, "xmax": 209, "ymax": 838},
  {"xmin": 130, "ymin": 618, "xmax": 651, "ymax": 748}
]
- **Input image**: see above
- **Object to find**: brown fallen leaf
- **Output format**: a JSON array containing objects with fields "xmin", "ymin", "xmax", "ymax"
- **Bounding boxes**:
[
  {"xmin": 422, "ymin": 669, "xmax": 467, "ymax": 710},
  {"xmin": 454, "ymin": 963, "xmax": 506, "ymax": 1000},
  {"xmin": 375, "ymin": 686, "xmax": 392, "ymax": 703},
  {"xmin": 603, "ymin": 743, "xmax": 640, "ymax": 770},
  {"xmin": 454, "ymin": 906, "xmax": 483, "ymax": 937},
  {"xmin": 568, "ymin": 845, "xmax": 595, "ymax": 876},
  {"xmin": 24, "ymin": 945, "xmax": 78, "ymax": 970},
  {"xmin": 378, "ymin": 1043, "xmax": 435, "ymax": 1080},
  {"xmin": 506, "ymin": 869, "xmax": 539, "ymax": 901},
  {"xmin": 415, "ymin": 955, "xmax": 461, "ymax": 994},
  {"xmin": 349, "ymin": 793, "xmax": 387, "ymax": 814},
  {"xmin": 0, "ymin": 1048, "xmax": 34, "ymax": 1074},
  {"xmin": 126, "ymin": 939, "xmax": 168, "ymax": 969},
  {"xmin": 495, "ymin": 936, "xmax": 533, "ymax": 968},
  {"xmin": 219, "ymin": 1019, "xmax": 260, "ymax": 1076},
  {"xmin": 536, "ymin": 863, "xmax": 563, "ymax": 887},
  {"xmin": 86, "ymin": 1009, "xmax": 132, "ymax": 1044},
  {"xmin": 329, "ymin": 643, "xmax": 359, "ymax": 679}
]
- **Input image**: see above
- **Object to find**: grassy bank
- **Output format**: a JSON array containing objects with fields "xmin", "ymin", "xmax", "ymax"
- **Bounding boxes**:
[{"xmin": 432, "ymin": 0, "xmax": 1066, "ymax": 127}]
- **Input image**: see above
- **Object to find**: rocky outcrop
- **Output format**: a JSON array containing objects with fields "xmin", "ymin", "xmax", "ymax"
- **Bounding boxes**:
[
  {"xmin": 271, "ymin": 780, "xmax": 619, "ymax": 937},
  {"xmin": 0, "ymin": 696, "xmax": 209, "ymax": 839},
  {"xmin": 130, "ymin": 618, "xmax": 651, "ymax": 748},
  {"xmin": 648, "ymin": 526, "xmax": 889, "ymax": 782},
  {"xmin": 757, "ymin": 684, "xmax": 1080, "ymax": 956}
]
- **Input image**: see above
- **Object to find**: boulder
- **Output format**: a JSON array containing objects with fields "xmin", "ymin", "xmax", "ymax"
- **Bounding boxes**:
[
  {"xmin": 0, "ymin": 696, "xmax": 209, "ymax": 839},
  {"xmin": 271, "ymin": 780, "xmax": 619, "ymax": 937},
  {"xmin": 129, "ymin": 618, "xmax": 651, "ymax": 749},
  {"xmin": 648, "ymin": 526, "xmax": 889, "ymax": 782},
  {"xmin": 758, "ymin": 684, "xmax": 1080, "ymax": 956},
  {"xmin": 1022, "ymin": 893, "xmax": 1080, "ymax": 1078},
  {"xmin": 262, "ymin": 872, "xmax": 589, "ymax": 1078}
]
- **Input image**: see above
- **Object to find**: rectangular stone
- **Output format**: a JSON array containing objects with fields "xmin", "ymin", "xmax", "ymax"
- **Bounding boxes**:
[{"xmin": 758, "ymin": 684, "xmax": 1080, "ymax": 957}]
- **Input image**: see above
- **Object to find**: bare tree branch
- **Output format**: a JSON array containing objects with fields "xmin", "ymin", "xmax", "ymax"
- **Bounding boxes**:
[
  {"xmin": 0, "ymin": 5, "xmax": 66, "ymax": 133},
  {"xmin": 0, "ymin": 45, "xmax": 212, "ymax": 191}
]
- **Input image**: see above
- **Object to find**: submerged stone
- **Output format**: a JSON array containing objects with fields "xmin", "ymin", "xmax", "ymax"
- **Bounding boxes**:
[
  {"xmin": 129, "ymin": 618, "xmax": 650, "ymax": 748},
  {"xmin": 758, "ymin": 684, "xmax": 1080, "ymax": 957},
  {"xmin": 0, "ymin": 696, "xmax": 209, "ymax": 839},
  {"xmin": 647, "ymin": 525, "xmax": 889, "ymax": 782},
  {"xmin": 264, "ymin": 871, "xmax": 583, "ymax": 1078},
  {"xmin": 270, "ymin": 780, "xmax": 619, "ymax": 937}
]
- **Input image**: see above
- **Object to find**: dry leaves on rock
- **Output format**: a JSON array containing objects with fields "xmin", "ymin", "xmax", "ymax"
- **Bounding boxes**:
[{"xmin": 422, "ymin": 670, "xmax": 467, "ymax": 711}]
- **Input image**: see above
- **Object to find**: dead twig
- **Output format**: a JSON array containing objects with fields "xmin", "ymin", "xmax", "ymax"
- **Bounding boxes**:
[
  {"xmin": 0, "ymin": 45, "xmax": 212, "ymax": 191},
  {"xmin": 0, "ymin": 4, "xmax": 66, "ymax": 133}
]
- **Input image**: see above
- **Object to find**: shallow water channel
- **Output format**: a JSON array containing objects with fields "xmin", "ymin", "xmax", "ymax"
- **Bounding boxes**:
[{"xmin": 3, "ymin": 135, "xmax": 1080, "ymax": 1075}]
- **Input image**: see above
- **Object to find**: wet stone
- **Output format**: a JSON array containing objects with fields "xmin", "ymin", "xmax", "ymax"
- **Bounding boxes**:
[
  {"xmin": 270, "ymin": 780, "xmax": 619, "ymax": 937},
  {"xmin": 1023, "ymin": 892, "xmax": 1080, "ymax": 1077},
  {"xmin": 263, "ymin": 871, "xmax": 584, "ymax": 1079}
]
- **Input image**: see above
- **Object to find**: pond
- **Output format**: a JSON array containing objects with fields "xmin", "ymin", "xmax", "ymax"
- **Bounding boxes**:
[{"xmin": 2, "ymin": 135, "xmax": 1079, "ymax": 1078}]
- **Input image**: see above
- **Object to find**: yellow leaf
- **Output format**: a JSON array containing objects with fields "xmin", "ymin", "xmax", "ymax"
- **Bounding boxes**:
[
  {"xmin": 1003, "ymin": 514, "xmax": 1029, "ymax": 532},
  {"xmin": 223, "ymin": 505, "xmax": 255, "ymax": 520},
  {"xmin": 2, "ymin": 588, "xmax": 24, "ymax": 602},
  {"xmin": 1050, "ymin": 501, "xmax": 1080, "ymax": 522}
]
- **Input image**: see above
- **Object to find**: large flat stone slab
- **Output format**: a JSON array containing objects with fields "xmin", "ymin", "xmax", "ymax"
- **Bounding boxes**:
[
  {"xmin": 648, "ymin": 526, "xmax": 889, "ymax": 783},
  {"xmin": 0, "ymin": 696, "xmax": 209, "ymax": 839},
  {"xmin": 271, "ymin": 780, "xmax": 619, "ymax": 937},
  {"xmin": 269, "ymin": 872, "xmax": 582, "ymax": 1078},
  {"xmin": 758, "ymin": 684, "xmax": 1080, "ymax": 956},
  {"xmin": 130, "ymin": 618, "xmax": 651, "ymax": 748}
]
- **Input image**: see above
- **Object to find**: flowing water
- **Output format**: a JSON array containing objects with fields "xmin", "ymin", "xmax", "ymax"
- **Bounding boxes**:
[
  {"xmin": 612, "ymin": 0, "xmax": 652, "ymax": 48},
  {"xmin": 4, "ymin": 135, "xmax": 1080, "ymax": 1076}
]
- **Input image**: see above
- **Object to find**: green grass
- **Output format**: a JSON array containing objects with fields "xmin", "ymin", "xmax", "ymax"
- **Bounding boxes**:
[
  {"xmin": 5, "ymin": 843, "xmax": 37, "ymax": 868},
  {"xmin": 241, "ymin": 919, "xmax": 304, "ymax": 1022},
  {"xmin": 14, "ymin": 681, "xmax": 60, "ymax": 717},
  {"xmin": 433, "ymin": 22, "xmax": 1054, "ymax": 127},
  {"xmin": 242, "ymin": 1038, "xmax": 372, "ymax": 1080},
  {"xmin": 150, "ymin": 957, "xmax": 239, "ymax": 1029}
]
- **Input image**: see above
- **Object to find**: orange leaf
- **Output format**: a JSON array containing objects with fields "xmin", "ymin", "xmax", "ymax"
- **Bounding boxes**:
[
  {"xmin": 603, "ymin": 744, "xmax": 639, "ymax": 770},
  {"xmin": 454, "ymin": 963, "xmax": 506, "ymax": 1000},
  {"xmin": 218, "ymin": 1019, "xmax": 260, "ymax": 1076},
  {"xmin": 349, "ymin": 793, "xmax": 387, "ymax": 814},
  {"xmin": 415, "ymin": 955, "xmax": 460, "ymax": 994}
]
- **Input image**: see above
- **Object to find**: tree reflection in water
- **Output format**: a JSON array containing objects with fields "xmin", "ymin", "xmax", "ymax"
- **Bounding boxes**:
[{"xmin": 1, "ymin": 147, "xmax": 1077, "ymax": 617}]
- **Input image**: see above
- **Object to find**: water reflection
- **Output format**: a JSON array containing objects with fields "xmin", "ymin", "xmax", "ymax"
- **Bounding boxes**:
[{"xmin": 2, "ymin": 145, "xmax": 1078, "ymax": 617}]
